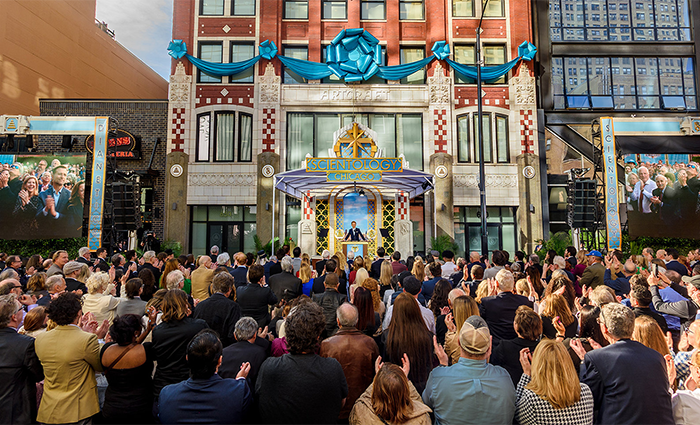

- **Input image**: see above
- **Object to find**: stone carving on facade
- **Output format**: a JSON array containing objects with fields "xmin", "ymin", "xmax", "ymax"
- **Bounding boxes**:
[
  {"xmin": 511, "ymin": 64, "xmax": 536, "ymax": 106},
  {"xmin": 454, "ymin": 174, "xmax": 518, "ymax": 188},
  {"xmin": 428, "ymin": 63, "xmax": 451, "ymax": 105},
  {"xmin": 169, "ymin": 62, "xmax": 192, "ymax": 104},
  {"xmin": 189, "ymin": 173, "xmax": 256, "ymax": 186},
  {"xmin": 400, "ymin": 222, "xmax": 410, "ymax": 235},
  {"xmin": 259, "ymin": 63, "xmax": 281, "ymax": 104}
]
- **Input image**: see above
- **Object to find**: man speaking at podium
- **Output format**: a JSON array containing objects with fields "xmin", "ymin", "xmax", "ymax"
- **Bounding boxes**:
[{"xmin": 344, "ymin": 221, "xmax": 368, "ymax": 241}]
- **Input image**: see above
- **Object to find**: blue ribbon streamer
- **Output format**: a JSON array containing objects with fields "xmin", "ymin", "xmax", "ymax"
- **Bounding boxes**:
[
  {"xmin": 375, "ymin": 56, "xmax": 436, "ymax": 80},
  {"xmin": 186, "ymin": 54, "xmax": 261, "ymax": 77},
  {"xmin": 277, "ymin": 55, "xmax": 333, "ymax": 80}
]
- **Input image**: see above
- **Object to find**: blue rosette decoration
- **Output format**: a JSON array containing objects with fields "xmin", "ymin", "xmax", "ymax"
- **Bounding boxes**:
[
  {"xmin": 326, "ymin": 28, "xmax": 382, "ymax": 82},
  {"xmin": 259, "ymin": 40, "xmax": 278, "ymax": 60},
  {"xmin": 167, "ymin": 40, "xmax": 188, "ymax": 60}
]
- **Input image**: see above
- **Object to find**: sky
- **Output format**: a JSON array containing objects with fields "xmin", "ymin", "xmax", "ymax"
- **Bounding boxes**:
[{"xmin": 95, "ymin": 0, "xmax": 173, "ymax": 79}]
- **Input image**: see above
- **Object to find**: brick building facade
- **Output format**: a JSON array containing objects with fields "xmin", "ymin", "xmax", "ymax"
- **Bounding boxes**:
[{"xmin": 166, "ymin": 0, "xmax": 543, "ymax": 257}]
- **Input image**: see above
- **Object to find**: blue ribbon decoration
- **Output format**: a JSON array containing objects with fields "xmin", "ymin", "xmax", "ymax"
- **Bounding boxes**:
[
  {"xmin": 277, "ymin": 55, "xmax": 333, "ymax": 80},
  {"xmin": 446, "ymin": 41, "xmax": 537, "ymax": 83},
  {"xmin": 167, "ymin": 39, "xmax": 266, "ymax": 77}
]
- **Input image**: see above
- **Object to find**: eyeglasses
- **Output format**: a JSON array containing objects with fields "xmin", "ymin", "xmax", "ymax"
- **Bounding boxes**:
[{"xmin": 13, "ymin": 304, "xmax": 23, "ymax": 315}]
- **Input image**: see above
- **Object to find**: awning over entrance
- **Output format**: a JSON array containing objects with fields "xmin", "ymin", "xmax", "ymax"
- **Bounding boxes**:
[{"xmin": 274, "ymin": 167, "xmax": 435, "ymax": 199}]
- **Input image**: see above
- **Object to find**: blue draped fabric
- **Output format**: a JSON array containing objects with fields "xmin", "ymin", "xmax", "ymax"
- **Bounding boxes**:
[
  {"xmin": 277, "ymin": 55, "xmax": 333, "ymax": 80},
  {"xmin": 446, "ymin": 57, "xmax": 521, "ymax": 83},
  {"xmin": 186, "ymin": 54, "xmax": 261, "ymax": 77},
  {"xmin": 375, "ymin": 56, "xmax": 436, "ymax": 80}
]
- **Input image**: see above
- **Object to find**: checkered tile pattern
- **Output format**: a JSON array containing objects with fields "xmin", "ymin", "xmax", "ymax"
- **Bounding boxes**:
[
  {"xmin": 302, "ymin": 191, "xmax": 313, "ymax": 220},
  {"xmin": 262, "ymin": 108, "xmax": 276, "ymax": 152},
  {"xmin": 397, "ymin": 192, "xmax": 409, "ymax": 220},
  {"xmin": 171, "ymin": 107, "xmax": 186, "ymax": 153},
  {"xmin": 520, "ymin": 109, "xmax": 535, "ymax": 154},
  {"xmin": 434, "ymin": 109, "xmax": 448, "ymax": 153}
]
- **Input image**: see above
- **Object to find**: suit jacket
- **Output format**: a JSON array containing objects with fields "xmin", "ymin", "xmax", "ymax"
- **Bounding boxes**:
[
  {"xmin": 651, "ymin": 186, "xmax": 678, "ymax": 221},
  {"xmin": 35, "ymin": 186, "xmax": 71, "ymax": 235},
  {"xmin": 320, "ymin": 327, "xmax": 380, "ymax": 420},
  {"xmin": 35, "ymin": 325, "xmax": 103, "ymax": 424},
  {"xmin": 236, "ymin": 284, "xmax": 278, "ymax": 328},
  {"xmin": 219, "ymin": 340, "xmax": 268, "ymax": 388},
  {"xmin": 580, "ymin": 339, "xmax": 674, "ymax": 425},
  {"xmin": 345, "ymin": 227, "xmax": 365, "ymax": 241},
  {"xmin": 312, "ymin": 274, "xmax": 327, "ymax": 294},
  {"xmin": 0, "ymin": 327, "xmax": 44, "ymax": 424},
  {"xmin": 479, "ymin": 292, "xmax": 533, "ymax": 344},
  {"xmin": 190, "ymin": 265, "xmax": 215, "ymax": 301},
  {"xmin": 138, "ymin": 263, "xmax": 162, "ymax": 284},
  {"xmin": 370, "ymin": 258, "xmax": 385, "ymax": 279},
  {"xmin": 665, "ymin": 260, "xmax": 688, "ymax": 277},
  {"xmin": 230, "ymin": 266, "xmax": 249, "ymax": 289},
  {"xmin": 674, "ymin": 183, "xmax": 697, "ymax": 219},
  {"xmin": 193, "ymin": 293, "xmax": 241, "ymax": 347},
  {"xmin": 268, "ymin": 271, "xmax": 302, "ymax": 302},
  {"xmin": 578, "ymin": 262, "xmax": 605, "ymax": 289}
]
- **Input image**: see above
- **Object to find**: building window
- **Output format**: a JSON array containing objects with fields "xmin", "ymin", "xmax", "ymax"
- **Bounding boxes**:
[
  {"xmin": 484, "ymin": 45, "xmax": 507, "ymax": 84},
  {"xmin": 232, "ymin": 0, "xmax": 255, "ymax": 15},
  {"xmin": 201, "ymin": 0, "xmax": 224, "ymax": 15},
  {"xmin": 361, "ymin": 0, "xmax": 385, "ymax": 19},
  {"xmin": 400, "ymin": 47, "xmax": 425, "ymax": 84},
  {"xmin": 230, "ymin": 43, "xmax": 255, "ymax": 83},
  {"xmin": 190, "ymin": 206, "xmax": 257, "ymax": 255},
  {"xmin": 285, "ymin": 1, "xmax": 308, "ymax": 19},
  {"xmin": 457, "ymin": 112, "xmax": 510, "ymax": 163},
  {"xmin": 454, "ymin": 206, "xmax": 517, "ymax": 258},
  {"xmin": 551, "ymin": 55, "xmax": 697, "ymax": 110},
  {"xmin": 453, "ymin": 44, "xmax": 507, "ymax": 84},
  {"xmin": 453, "ymin": 0, "xmax": 474, "ymax": 17},
  {"xmin": 400, "ymin": 0, "xmax": 424, "ymax": 20},
  {"xmin": 286, "ymin": 113, "xmax": 423, "ymax": 170},
  {"xmin": 199, "ymin": 111, "xmax": 254, "ymax": 163},
  {"xmin": 283, "ymin": 46, "xmax": 308, "ymax": 84},
  {"xmin": 285, "ymin": 195, "xmax": 302, "ymax": 242},
  {"xmin": 198, "ymin": 42, "xmax": 223, "ymax": 83},
  {"xmin": 482, "ymin": 0, "xmax": 504, "ymax": 17},
  {"xmin": 323, "ymin": 1, "xmax": 347, "ymax": 19}
]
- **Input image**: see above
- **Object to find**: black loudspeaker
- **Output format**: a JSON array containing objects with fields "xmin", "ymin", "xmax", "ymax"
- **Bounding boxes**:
[
  {"xmin": 568, "ymin": 180, "xmax": 597, "ymax": 228},
  {"xmin": 25, "ymin": 135, "xmax": 33, "ymax": 149},
  {"xmin": 6, "ymin": 135, "xmax": 14, "ymax": 150},
  {"xmin": 318, "ymin": 228, "xmax": 329, "ymax": 238},
  {"xmin": 111, "ymin": 182, "xmax": 139, "ymax": 231},
  {"xmin": 380, "ymin": 228, "xmax": 389, "ymax": 237},
  {"xmin": 62, "ymin": 135, "xmax": 73, "ymax": 149}
]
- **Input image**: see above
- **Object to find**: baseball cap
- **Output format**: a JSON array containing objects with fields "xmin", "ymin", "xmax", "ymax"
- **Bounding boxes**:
[
  {"xmin": 62, "ymin": 261, "xmax": 83, "ymax": 275},
  {"xmin": 681, "ymin": 275, "xmax": 700, "ymax": 290},
  {"xmin": 430, "ymin": 250, "xmax": 440, "ymax": 257},
  {"xmin": 586, "ymin": 250, "xmax": 603, "ymax": 258},
  {"xmin": 459, "ymin": 315, "xmax": 491, "ymax": 355}
]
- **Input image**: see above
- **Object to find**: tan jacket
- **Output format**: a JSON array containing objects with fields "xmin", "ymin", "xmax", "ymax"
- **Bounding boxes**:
[
  {"xmin": 349, "ymin": 382, "xmax": 432, "ymax": 425},
  {"xmin": 191, "ymin": 265, "xmax": 215, "ymax": 301},
  {"xmin": 35, "ymin": 325, "xmax": 102, "ymax": 423},
  {"xmin": 444, "ymin": 330, "xmax": 461, "ymax": 365}
]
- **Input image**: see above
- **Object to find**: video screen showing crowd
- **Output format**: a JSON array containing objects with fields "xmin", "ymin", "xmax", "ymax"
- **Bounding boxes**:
[
  {"xmin": 0, "ymin": 155, "xmax": 86, "ymax": 239},
  {"xmin": 625, "ymin": 156, "xmax": 700, "ymax": 239}
]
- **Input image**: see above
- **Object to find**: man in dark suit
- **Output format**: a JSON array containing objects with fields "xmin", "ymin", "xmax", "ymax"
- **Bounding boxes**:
[
  {"xmin": 312, "ymin": 259, "xmax": 337, "ymax": 295},
  {"xmin": 219, "ymin": 317, "xmax": 268, "ymax": 388},
  {"xmin": 370, "ymin": 247, "xmax": 387, "ymax": 279},
  {"xmin": 578, "ymin": 303, "xmax": 674, "ymax": 425},
  {"xmin": 316, "ymin": 250, "xmax": 331, "ymax": 276},
  {"xmin": 230, "ymin": 252, "xmax": 249, "ymax": 289},
  {"xmin": 158, "ymin": 330, "xmax": 252, "ymax": 424},
  {"xmin": 138, "ymin": 251, "xmax": 162, "ymax": 284},
  {"xmin": 344, "ymin": 221, "xmax": 367, "ymax": 241},
  {"xmin": 268, "ymin": 249, "xmax": 285, "ymax": 277},
  {"xmin": 674, "ymin": 169, "xmax": 697, "ymax": 221},
  {"xmin": 35, "ymin": 165, "xmax": 71, "ymax": 236},
  {"xmin": 650, "ymin": 174, "xmax": 678, "ymax": 224},
  {"xmin": 236, "ymin": 265, "xmax": 278, "ymax": 328},
  {"xmin": 664, "ymin": 248, "xmax": 688, "ymax": 277},
  {"xmin": 94, "ymin": 248, "xmax": 110, "ymax": 272},
  {"xmin": 193, "ymin": 273, "xmax": 241, "ymax": 347},
  {"xmin": 479, "ymin": 269, "xmax": 533, "ymax": 346},
  {"xmin": 0, "ymin": 294, "xmax": 44, "ymax": 424},
  {"xmin": 75, "ymin": 247, "xmax": 92, "ymax": 267},
  {"xmin": 268, "ymin": 257, "xmax": 302, "ymax": 302}
]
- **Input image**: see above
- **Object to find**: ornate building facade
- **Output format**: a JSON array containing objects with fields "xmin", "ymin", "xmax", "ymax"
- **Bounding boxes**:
[{"xmin": 166, "ymin": 0, "xmax": 543, "ymax": 257}]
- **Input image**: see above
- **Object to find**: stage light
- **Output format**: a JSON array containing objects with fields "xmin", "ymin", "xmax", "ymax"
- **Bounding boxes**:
[
  {"xmin": 422, "ymin": 180, "xmax": 432, "ymax": 190},
  {"xmin": 6, "ymin": 135, "xmax": 14, "ymax": 150},
  {"xmin": 359, "ymin": 189, "xmax": 366, "ymax": 197}
]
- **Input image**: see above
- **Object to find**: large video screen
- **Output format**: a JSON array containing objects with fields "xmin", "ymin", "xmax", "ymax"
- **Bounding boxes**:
[
  {"xmin": 625, "ymin": 154, "xmax": 700, "ymax": 239},
  {"xmin": 0, "ymin": 154, "xmax": 87, "ymax": 240}
]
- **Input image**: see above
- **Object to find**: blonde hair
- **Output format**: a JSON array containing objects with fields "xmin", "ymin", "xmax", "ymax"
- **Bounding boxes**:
[
  {"xmin": 453, "ymin": 295, "xmax": 479, "ymax": 334},
  {"xmin": 335, "ymin": 251, "xmax": 347, "ymax": 270},
  {"xmin": 354, "ymin": 268, "xmax": 369, "ymax": 287},
  {"xmin": 576, "ymin": 250, "xmax": 587, "ymax": 265},
  {"xmin": 526, "ymin": 339, "xmax": 581, "ymax": 409},
  {"xmin": 411, "ymin": 260, "xmax": 425, "ymax": 282},
  {"xmin": 360, "ymin": 278, "xmax": 382, "ymax": 313},
  {"xmin": 632, "ymin": 315, "xmax": 671, "ymax": 357},
  {"xmin": 515, "ymin": 278, "xmax": 530, "ymax": 297},
  {"xmin": 379, "ymin": 260, "xmax": 393, "ymax": 287},
  {"xmin": 299, "ymin": 264, "xmax": 312, "ymax": 284},
  {"xmin": 22, "ymin": 175, "xmax": 39, "ymax": 197},
  {"xmin": 86, "ymin": 272, "xmax": 110, "ymax": 295},
  {"xmin": 475, "ymin": 280, "xmax": 489, "ymax": 303},
  {"xmin": 76, "ymin": 264, "xmax": 91, "ymax": 284},
  {"xmin": 590, "ymin": 285, "xmax": 616, "ymax": 306},
  {"xmin": 541, "ymin": 294, "xmax": 575, "ymax": 327}
]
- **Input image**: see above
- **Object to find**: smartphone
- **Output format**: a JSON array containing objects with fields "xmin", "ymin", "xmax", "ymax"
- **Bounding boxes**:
[{"xmin": 650, "ymin": 263, "xmax": 658, "ymax": 278}]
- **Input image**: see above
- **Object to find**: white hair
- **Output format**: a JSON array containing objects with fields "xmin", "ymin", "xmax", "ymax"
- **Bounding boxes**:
[
  {"xmin": 217, "ymin": 252, "xmax": 230, "ymax": 265},
  {"xmin": 281, "ymin": 256, "xmax": 294, "ymax": 273},
  {"xmin": 322, "ymin": 250, "xmax": 331, "ymax": 260},
  {"xmin": 166, "ymin": 270, "xmax": 185, "ymax": 290},
  {"xmin": 78, "ymin": 247, "xmax": 90, "ymax": 257},
  {"xmin": 495, "ymin": 269, "xmax": 515, "ymax": 292}
]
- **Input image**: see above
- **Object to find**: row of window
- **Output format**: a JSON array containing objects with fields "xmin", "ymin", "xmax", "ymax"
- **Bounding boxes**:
[
  {"xmin": 550, "ymin": 0, "xmax": 692, "ymax": 41},
  {"xmin": 196, "ymin": 42, "xmax": 508, "ymax": 85},
  {"xmin": 456, "ymin": 113, "xmax": 510, "ymax": 163},
  {"xmin": 551, "ymin": 56, "xmax": 697, "ymax": 110},
  {"xmin": 198, "ymin": 0, "xmax": 507, "ymax": 19},
  {"xmin": 196, "ymin": 111, "xmax": 253, "ymax": 162}
]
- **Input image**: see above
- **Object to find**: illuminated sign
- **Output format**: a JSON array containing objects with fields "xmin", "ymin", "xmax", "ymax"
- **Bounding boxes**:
[{"xmin": 85, "ymin": 129, "xmax": 140, "ymax": 159}]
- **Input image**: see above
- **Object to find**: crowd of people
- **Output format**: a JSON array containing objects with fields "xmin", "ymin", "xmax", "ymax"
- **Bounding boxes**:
[
  {"xmin": 0, "ymin": 242, "xmax": 699, "ymax": 424},
  {"xmin": 0, "ymin": 158, "xmax": 86, "ymax": 238}
]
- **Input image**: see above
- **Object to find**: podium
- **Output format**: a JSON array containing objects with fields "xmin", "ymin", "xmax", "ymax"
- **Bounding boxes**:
[{"xmin": 341, "ymin": 241, "xmax": 368, "ymax": 259}]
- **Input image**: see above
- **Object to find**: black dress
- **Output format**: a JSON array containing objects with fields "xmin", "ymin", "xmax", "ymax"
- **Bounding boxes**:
[{"xmin": 100, "ymin": 342, "xmax": 154, "ymax": 423}]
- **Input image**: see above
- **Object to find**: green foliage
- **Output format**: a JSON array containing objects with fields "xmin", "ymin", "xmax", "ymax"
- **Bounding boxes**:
[
  {"xmin": 535, "ymin": 231, "xmax": 572, "ymax": 259},
  {"xmin": 625, "ymin": 232, "xmax": 699, "ymax": 256},
  {"xmin": 254, "ymin": 235, "xmax": 280, "ymax": 257},
  {"xmin": 430, "ymin": 234, "xmax": 459, "ymax": 254},
  {"xmin": 0, "ymin": 237, "xmax": 88, "ymax": 259},
  {"xmin": 161, "ymin": 240, "xmax": 183, "ymax": 257}
]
